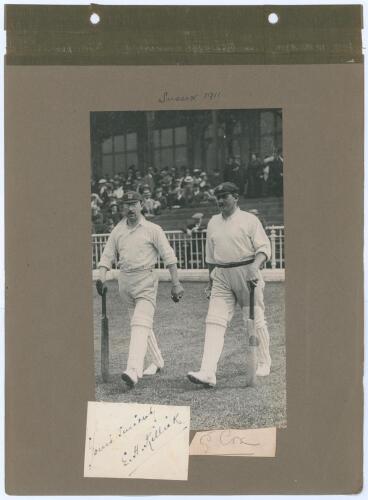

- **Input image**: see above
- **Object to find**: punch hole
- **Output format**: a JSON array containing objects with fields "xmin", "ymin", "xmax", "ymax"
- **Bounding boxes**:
[
  {"xmin": 90, "ymin": 13, "xmax": 100, "ymax": 25},
  {"xmin": 268, "ymin": 13, "xmax": 279, "ymax": 25}
]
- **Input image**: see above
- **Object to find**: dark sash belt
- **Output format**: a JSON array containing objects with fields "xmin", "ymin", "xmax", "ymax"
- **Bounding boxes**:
[{"xmin": 216, "ymin": 258, "xmax": 255, "ymax": 269}]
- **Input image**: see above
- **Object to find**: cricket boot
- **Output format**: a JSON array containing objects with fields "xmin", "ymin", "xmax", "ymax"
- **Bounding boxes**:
[
  {"xmin": 187, "ymin": 323, "xmax": 226, "ymax": 387},
  {"xmin": 187, "ymin": 370, "xmax": 216, "ymax": 387},
  {"xmin": 121, "ymin": 368, "xmax": 139, "ymax": 388}
]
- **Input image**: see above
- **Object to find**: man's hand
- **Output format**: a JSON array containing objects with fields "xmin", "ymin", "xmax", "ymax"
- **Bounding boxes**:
[
  {"xmin": 96, "ymin": 279, "xmax": 107, "ymax": 296},
  {"xmin": 246, "ymin": 263, "xmax": 259, "ymax": 290},
  {"xmin": 171, "ymin": 282, "xmax": 184, "ymax": 303}
]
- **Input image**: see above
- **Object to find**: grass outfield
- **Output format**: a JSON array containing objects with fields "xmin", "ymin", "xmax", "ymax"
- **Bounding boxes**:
[{"xmin": 93, "ymin": 281, "xmax": 286, "ymax": 430}]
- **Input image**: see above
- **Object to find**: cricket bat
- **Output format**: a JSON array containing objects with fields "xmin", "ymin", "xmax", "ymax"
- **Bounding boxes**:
[
  {"xmin": 101, "ymin": 287, "xmax": 109, "ymax": 382},
  {"xmin": 245, "ymin": 283, "xmax": 259, "ymax": 387}
]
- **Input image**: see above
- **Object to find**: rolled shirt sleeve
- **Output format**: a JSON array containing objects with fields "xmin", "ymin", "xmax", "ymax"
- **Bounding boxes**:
[
  {"xmin": 153, "ymin": 226, "xmax": 178, "ymax": 267},
  {"xmin": 252, "ymin": 218, "xmax": 271, "ymax": 261},
  {"xmin": 98, "ymin": 230, "xmax": 118, "ymax": 270},
  {"xmin": 205, "ymin": 221, "xmax": 216, "ymax": 264}
]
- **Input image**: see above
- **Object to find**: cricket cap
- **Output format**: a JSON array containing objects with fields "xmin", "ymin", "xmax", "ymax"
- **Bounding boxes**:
[
  {"xmin": 214, "ymin": 182, "xmax": 239, "ymax": 197},
  {"xmin": 122, "ymin": 191, "xmax": 142, "ymax": 203}
]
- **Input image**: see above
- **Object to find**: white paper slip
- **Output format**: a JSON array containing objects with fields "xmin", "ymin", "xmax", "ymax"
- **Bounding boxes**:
[
  {"xmin": 84, "ymin": 402, "xmax": 190, "ymax": 480},
  {"xmin": 190, "ymin": 427, "xmax": 276, "ymax": 456}
]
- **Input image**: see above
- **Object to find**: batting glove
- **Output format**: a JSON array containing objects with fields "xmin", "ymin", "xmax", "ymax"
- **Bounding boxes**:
[
  {"xmin": 96, "ymin": 279, "xmax": 107, "ymax": 296},
  {"xmin": 171, "ymin": 282, "xmax": 184, "ymax": 303}
]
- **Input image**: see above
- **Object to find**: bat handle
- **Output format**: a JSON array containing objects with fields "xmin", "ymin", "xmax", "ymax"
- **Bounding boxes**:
[
  {"xmin": 102, "ymin": 288, "xmax": 107, "ymax": 316},
  {"xmin": 249, "ymin": 283, "xmax": 255, "ymax": 320}
]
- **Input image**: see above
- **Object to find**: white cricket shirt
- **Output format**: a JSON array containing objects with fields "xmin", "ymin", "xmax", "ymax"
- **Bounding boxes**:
[
  {"xmin": 98, "ymin": 216, "xmax": 177, "ymax": 272},
  {"xmin": 205, "ymin": 208, "xmax": 271, "ymax": 265}
]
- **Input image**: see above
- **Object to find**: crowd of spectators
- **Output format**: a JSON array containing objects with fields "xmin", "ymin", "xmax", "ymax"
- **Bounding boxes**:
[
  {"xmin": 223, "ymin": 149, "xmax": 283, "ymax": 198},
  {"xmin": 91, "ymin": 165, "xmax": 218, "ymax": 233},
  {"xmin": 91, "ymin": 151, "xmax": 282, "ymax": 233}
]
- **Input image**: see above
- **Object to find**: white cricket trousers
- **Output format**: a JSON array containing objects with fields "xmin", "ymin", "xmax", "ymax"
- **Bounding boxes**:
[
  {"xmin": 118, "ymin": 268, "xmax": 162, "ymax": 378},
  {"xmin": 200, "ymin": 265, "xmax": 271, "ymax": 376}
]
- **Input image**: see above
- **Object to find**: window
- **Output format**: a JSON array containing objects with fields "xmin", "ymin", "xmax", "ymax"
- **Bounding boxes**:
[
  {"xmin": 260, "ymin": 111, "xmax": 282, "ymax": 156},
  {"xmin": 102, "ymin": 155, "xmax": 113, "ymax": 177},
  {"xmin": 102, "ymin": 137, "xmax": 113, "ymax": 154},
  {"xmin": 101, "ymin": 133, "xmax": 138, "ymax": 175},
  {"xmin": 153, "ymin": 126, "xmax": 188, "ymax": 169},
  {"xmin": 229, "ymin": 120, "xmax": 242, "ymax": 160},
  {"xmin": 204, "ymin": 123, "xmax": 224, "ymax": 173}
]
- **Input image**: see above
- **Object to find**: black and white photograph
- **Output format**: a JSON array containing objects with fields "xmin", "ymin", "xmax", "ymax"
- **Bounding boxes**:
[{"xmin": 91, "ymin": 109, "xmax": 285, "ymax": 430}]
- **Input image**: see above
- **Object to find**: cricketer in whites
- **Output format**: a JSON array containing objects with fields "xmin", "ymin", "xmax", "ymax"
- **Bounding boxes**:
[
  {"xmin": 187, "ymin": 181, "xmax": 272, "ymax": 387},
  {"xmin": 96, "ymin": 190, "xmax": 184, "ymax": 389}
]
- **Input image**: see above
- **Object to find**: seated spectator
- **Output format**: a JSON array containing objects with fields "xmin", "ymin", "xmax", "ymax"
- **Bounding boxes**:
[
  {"xmin": 143, "ymin": 167, "xmax": 155, "ymax": 193},
  {"xmin": 183, "ymin": 175, "xmax": 194, "ymax": 206},
  {"xmin": 124, "ymin": 178, "xmax": 134, "ymax": 192},
  {"xmin": 133, "ymin": 172, "xmax": 145, "ymax": 194},
  {"xmin": 112, "ymin": 180, "xmax": 124, "ymax": 199},
  {"xmin": 109, "ymin": 200, "xmax": 122, "ymax": 225},
  {"xmin": 191, "ymin": 184, "xmax": 204, "ymax": 205},
  {"xmin": 198, "ymin": 186, "xmax": 210, "ymax": 205},
  {"xmin": 168, "ymin": 179, "xmax": 185, "ymax": 208},
  {"xmin": 91, "ymin": 202, "xmax": 101, "ymax": 219},
  {"xmin": 178, "ymin": 165, "xmax": 187, "ymax": 184},
  {"xmin": 170, "ymin": 166, "xmax": 177, "ymax": 179},
  {"xmin": 175, "ymin": 178, "xmax": 183, "ymax": 189},
  {"xmin": 152, "ymin": 167, "xmax": 162, "ymax": 186},
  {"xmin": 142, "ymin": 187, "xmax": 160, "ymax": 218},
  {"xmin": 91, "ymin": 192, "xmax": 103, "ymax": 208},
  {"xmin": 202, "ymin": 187, "xmax": 217, "ymax": 204},
  {"xmin": 161, "ymin": 167, "xmax": 173, "ymax": 195},
  {"xmin": 154, "ymin": 186, "xmax": 168, "ymax": 211},
  {"xmin": 192, "ymin": 169, "xmax": 202, "ymax": 186},
  {"xmin": 127, "ymin": 164, "xmax": 137, "ymax": 180},
  {"xmin": 186, "ymin": 213, "xmax": 206, "ymax": 236},
  {"xmin": 98, "ymin": 181, "xmax": 114, "ymax": 208},
  {"xmin": 185, "ymin": 213, "xmax": 207, "ymax": 268},
  {"xmin": 91, "ymin": 203, "xmax": 105, "ymax": 233},
  {"xmin": 98, "ymin": 179, "xmax": 110, "ymax": 205},
  {"xmin": 199, "ymin": 172, "xmax": 210, "ymax": 190},
  {"xmin": 125, "ymin": 170, "xmax": 136, "ymax": 189},
  {"xmin": 106, "ymin": 182, "xmax": 115, "ymax": 204}
]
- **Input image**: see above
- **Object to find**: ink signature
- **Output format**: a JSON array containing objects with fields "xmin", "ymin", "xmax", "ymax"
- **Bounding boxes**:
[
  {"xmin": 121, "ymin": 412, "xmax": 186, "ymax": 472},
  {"xmin": 199, "ymin": 429, "xmax": 260, "ymax": 454},
  {"xmin": 87, "ymin": 406, "xmax": 155, "ymax": 469},
  {"xmin": 87, "ymin": 408, "xmax": 188, "ymax": 476},
  {"xmin": 158, "ymin": 91, "xmax": 222, "ymax": 103}
]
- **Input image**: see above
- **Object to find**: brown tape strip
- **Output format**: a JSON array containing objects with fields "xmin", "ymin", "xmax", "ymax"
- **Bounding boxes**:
[{"xmin": 5, "ymin": 5, "xmax": 363, "ymax": 65}]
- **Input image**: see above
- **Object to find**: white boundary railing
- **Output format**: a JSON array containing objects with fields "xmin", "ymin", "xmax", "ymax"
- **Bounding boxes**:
[{"xmin": 92, "ymin": 226, "xmax": 285, "ymax": 271}]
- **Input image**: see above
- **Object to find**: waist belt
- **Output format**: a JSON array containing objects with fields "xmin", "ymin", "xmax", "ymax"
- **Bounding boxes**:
[
  {"xmin": 119, "ymin": 266, "xmax": 155, "ymax": 273},
  {"xmin": 216, "ymin": 258, "xmax": 255, "ymax": 269}
]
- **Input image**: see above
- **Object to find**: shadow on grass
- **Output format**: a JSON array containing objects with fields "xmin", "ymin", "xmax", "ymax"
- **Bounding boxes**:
[{"xmin": 93, "ymin": 281, "xmax": 286, "ymax": 430}]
